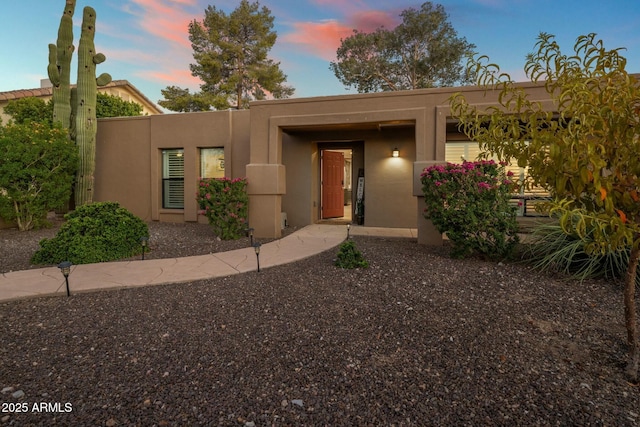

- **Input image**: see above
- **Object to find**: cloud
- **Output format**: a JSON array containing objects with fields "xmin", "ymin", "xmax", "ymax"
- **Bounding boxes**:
[
  {"xmin": 281, "ymin": 9, "xmax": 399, "ymax": 61},
  {"xmin": 128, "ymin": 0, "xmax": 194, "ymax": 48}
]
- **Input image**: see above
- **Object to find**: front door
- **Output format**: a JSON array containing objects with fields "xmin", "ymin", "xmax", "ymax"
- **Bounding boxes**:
[{"xmin": 322, "ymin": 150, "xmax": 344, "ymax": 218}]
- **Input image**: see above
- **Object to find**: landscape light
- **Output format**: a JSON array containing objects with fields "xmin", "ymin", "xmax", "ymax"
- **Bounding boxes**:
[
  {"xmin": 254, "ymin": 242, "xmax": 262, "ymax": 272},
  {"xmin": 392, "ymin": 148, "xmax": 399, "ymax": 158},
  {"xmin": 140, "ymin": 236, "xmax": 149, "ymax": 260},
  {"xmin": 57, "ymin": 261, "xmax": 72, "ymax": 297}
]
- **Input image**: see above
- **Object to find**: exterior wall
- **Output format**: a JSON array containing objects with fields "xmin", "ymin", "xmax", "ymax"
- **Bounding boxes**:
[
  {"xmin": 95, "ymin": 110, "xmax": 250, "ymax": 223},
  {"xmin": 247, "ymin": 82, "xmax": 555, "ymax": 242}
]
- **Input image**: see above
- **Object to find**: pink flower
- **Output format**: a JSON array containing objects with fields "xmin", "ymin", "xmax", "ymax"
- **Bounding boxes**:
[
  {"xmin": 205, "ymin": 193, "xmax": 211, "ymax": 200},
  {"xmin": 506, "ymin": 171, "xmax": 514, "ymax": 177}
]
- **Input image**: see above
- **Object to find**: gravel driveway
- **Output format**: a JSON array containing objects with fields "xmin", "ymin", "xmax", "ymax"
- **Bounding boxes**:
[{"xmin": 1, "ymin": 221, "xmax": 639, "ymax": 426}]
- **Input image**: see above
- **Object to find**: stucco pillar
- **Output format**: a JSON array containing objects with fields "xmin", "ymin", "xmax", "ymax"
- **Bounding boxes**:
[
  {"xmin": 246, "ymin": 163, "xmax": 286, "ymax": 238},
  {"xmin": 413, "ymin": 160, "xmax": 445, "ymax": 245}
]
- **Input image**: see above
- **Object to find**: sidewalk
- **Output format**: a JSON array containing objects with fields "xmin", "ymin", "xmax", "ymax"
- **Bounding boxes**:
[{"xmin": 0, "ymin": 224, "xmax": 417, "ymax": 303}]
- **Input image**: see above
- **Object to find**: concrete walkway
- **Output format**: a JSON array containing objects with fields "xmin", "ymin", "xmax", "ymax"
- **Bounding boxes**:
[{"xmin": 0, "ymin": 224, "xmax": 417, "ymax": 303}]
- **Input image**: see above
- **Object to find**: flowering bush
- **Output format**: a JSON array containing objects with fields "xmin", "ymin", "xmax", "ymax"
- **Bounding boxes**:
[
  {"xmin": 421, "ymin": 160, "xmax": 520, "ymax": 259},
  {"xmin": 197, "ymin": 177, "xmax": 248, "ymax": 240}
]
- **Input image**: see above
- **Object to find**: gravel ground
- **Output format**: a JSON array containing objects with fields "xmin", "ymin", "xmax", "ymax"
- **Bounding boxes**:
[{"xmin": 1, "ymin": 221, "xmax": 640, "ymax": 426}]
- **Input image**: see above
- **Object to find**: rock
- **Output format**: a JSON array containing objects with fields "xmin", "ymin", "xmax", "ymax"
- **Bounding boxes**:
[
  {"xmin": 1, "ymin": 386, "xmax": 14, "ymax": 394},
  {"xmin": 11, "ymin": 390, "xmax": 24, "ymax": 399},
  {"xmin": 291, "ymin": 399, "xmax": 304, "ymax": 407}
]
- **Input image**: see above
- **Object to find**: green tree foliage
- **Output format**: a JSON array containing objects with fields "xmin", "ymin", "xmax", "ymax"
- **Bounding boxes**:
[
  {"xmin": 330, "ymin": 2, "xmax": 475, "ymax": 93},
  {"xmin": 450, "ymin": 33, "xmax": 640, "ymax": 380},
  {"xmin": 96, "ymin": 92, "xmax": 143, "ymax": 117},
  {"xmin": 4, "ymin": 98, "xmax": 54, "ymax": 125},
  {"xmin": 159, "ymin": 0, "xmax": 294, "ymax": 111},
  {"xmin": 32, "ymin": 201, "xmax": 149, "ymax": 265},
  {"xmin": 5, "ymin": 94, "xmax": 142, "ymax": 125},
  {"xmin": 0, "ymin": 122, "xmax": 78, "ymax": 230}
]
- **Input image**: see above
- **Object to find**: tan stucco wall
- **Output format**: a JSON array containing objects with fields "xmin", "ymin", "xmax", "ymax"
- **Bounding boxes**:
[
  {"xmin": 86, "ymin": 81, "xmax": 556, "ymax": 245},
  {"xmin": 95, "ymin": 110, "xmax": 250, "ymax": 223},
  {"xmin": 247, "ymin": 82, "xmax": 554, "ymax": 242}
]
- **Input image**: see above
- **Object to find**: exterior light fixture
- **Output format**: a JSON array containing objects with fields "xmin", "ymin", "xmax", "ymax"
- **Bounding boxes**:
[
  {"xmin": 392, "ymin": 148, "xmax": 399, "ymax": 158},
  {"xmin": 140, "ymin": 236, "xmax": 149, "ymax": 260},
  {"xmin": 57, "ymin": 261, "xmax": 72, "ymax": 297},
  {"xmin": 254, "ymin": 242, "xmax": 262, "ymax": 272},
  {"xmin": 347, "ymin": 223, "xmax": 351, "ymax": 239},
  {"xmin": 246, "ymin": 227, "xmax": 255, "ymax": 246}
]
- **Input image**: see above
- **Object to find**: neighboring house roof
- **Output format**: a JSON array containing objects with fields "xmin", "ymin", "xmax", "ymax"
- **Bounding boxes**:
[{"xmin": 0, "ymin": 79, "xmax": 164, "ymax": 115}]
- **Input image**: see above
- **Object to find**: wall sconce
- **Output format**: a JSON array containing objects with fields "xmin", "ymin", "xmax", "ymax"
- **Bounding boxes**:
[
  {"xmin": 253, "ymin": 242, "xmax": 262, "ymax": 272},
  {"xmin": 57, "ymin": 261, "xmax": 72, "ymax": 297},
  {"xmin": 392, "ymin": 148, "xmax": 399, "ymax": 158},
  {"xmin": 140, "ymin": 236, "xmax": 149, "ymax": 260}
]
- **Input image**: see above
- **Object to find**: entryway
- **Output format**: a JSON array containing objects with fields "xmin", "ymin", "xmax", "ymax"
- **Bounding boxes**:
[{"xmin": 320, "ymin": 148, "xmax": 354, "ymax": 224}]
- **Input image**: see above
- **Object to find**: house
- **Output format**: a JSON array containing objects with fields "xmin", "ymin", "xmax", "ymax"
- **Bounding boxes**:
[
  {"xmin": 0, "ymin": 79, "xmax": 163, "ymax": 123},
  {"xmin": 94, "ymin": 80, "xmax": 555, "ymax": 245}
]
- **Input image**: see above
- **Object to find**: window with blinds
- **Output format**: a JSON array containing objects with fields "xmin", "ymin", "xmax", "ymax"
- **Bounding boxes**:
[{"xmin": 162, "ymin": 149, "xmax": 184, "ymax": 209}]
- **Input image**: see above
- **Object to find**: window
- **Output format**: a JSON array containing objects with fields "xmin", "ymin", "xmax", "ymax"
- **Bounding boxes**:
[
  {"xmin": 162, "ymin": 149, "xmax": 184, "ymax": 209},
  {"xmin": 200, "ymin": 147, "xmax": 225, "ymax": 179}
]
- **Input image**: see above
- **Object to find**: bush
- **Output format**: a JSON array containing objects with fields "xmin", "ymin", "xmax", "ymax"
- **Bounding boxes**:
[
  {"xmin": 0, "ymin": 121, "xmax": 78, "ymax": 230},
  {"xmin": 526, "ymin": 218, "xmax": 636, "ymax": 284},
  {"xmin": 421, "ymin": 160, "xmax": 519, "ymax": 260},
  {"xmin": 335, "ymin": 239, "xmax": 369, "ymax": 269},
  {"xmin": 31, "ymin": 202, "xmax": 149, "ymax": 265},
  {"xmin": 197, "ymin": 177, "xmax": 248, "ymax": 240}
]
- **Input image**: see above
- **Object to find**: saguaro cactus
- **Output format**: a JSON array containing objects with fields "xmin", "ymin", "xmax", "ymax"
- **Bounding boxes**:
[
  {"xmin": 47, "ymin": 0, "xmax": 76, "ymax": 128},
  {"xmin": 74, "ymin": 6, "xmax": 112, "ymax": 206}
]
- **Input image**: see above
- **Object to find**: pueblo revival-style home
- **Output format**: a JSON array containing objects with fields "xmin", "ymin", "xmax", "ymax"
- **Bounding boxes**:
[{"xmin": 93, "ymin": 81, "xmax": 554, "ymax": 246}]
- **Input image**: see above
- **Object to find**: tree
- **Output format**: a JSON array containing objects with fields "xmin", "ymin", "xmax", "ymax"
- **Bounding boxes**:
[
  {"xmin": 450, "ymin": 33, "xmax": 640, "ymax": 380},
  {"xmin": 0, "ymin": 122, "xmax": 78, "ymax": 230},
  {"xmin": 330, "ymin": 2, "xmax": 475, "ymax": 93},
  {"xmin": 96, "ymin": 92, "xmax": 143, "ymax": 117},
  {"xmin": 159, "ymin": 0, "xmax": 294, "ymax": 111},
  {"xmin": 4, "ymin": 94, "xmax": 141, "ymax": 125},
  {"xmin": 4, "ymin": 98, "xmax": 53, "ymax": 125}
]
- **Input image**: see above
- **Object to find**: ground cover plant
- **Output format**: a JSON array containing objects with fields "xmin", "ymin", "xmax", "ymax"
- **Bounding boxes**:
[{"xmin": 31, "ymin": 201, "xmax": 148, "ymax": 265}]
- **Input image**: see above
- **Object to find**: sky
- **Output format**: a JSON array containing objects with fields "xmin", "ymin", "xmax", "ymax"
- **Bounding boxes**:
[{"xmin": 1, "ymin": 0, "xmax": 639, "ymax": 110}]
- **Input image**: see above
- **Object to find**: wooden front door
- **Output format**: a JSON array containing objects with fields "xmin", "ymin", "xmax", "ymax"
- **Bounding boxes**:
[{"xmin": 322, "ymin": 150, "xmax": 344, "ymax": 219}]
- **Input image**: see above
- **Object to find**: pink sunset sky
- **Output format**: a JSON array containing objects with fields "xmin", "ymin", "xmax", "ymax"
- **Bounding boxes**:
[{"xmin": 1, "ymin": 0, "xmax": 639, "ymax": 109}]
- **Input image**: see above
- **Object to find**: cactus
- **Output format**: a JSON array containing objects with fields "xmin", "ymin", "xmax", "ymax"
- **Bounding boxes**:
[
  {"xmin": 47, "ymin": 0, "xmax": 76, "ymax": 128},
  {"xmin": 74, "ymin": 6, "xmax": 112, "ymax": 206}
]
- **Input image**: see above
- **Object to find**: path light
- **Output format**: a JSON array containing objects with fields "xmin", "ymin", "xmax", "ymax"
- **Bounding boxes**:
[
  {"xmin": 140, "ymin": 236, "xmax": 149, "ymax": 260},
  {"xmin": 57, "ymin": 261, "xmax": 72, "ymax": 297},
  {"xmin": 254, "ymin": 242, "xmax": 262, "ymax": 272},
  {"xmin": 392, "ymin": 147, "xmax": 399, "ymax": 158},
  {"xmin": 246, "ymin": 227, "xmax": 254, "ymax": 246},
  {"xmin": 347, "ymin": 223, "xmax": 351, "ymax": 239}
]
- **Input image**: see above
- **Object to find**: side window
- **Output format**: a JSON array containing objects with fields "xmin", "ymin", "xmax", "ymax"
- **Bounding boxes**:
[
  {"xmin": 162, "ymin": 149, "xmax": 184, "ymax": 209},
  {"xmin": 200, "ymin": 147, "xmax": 225, "ymax": 179}
]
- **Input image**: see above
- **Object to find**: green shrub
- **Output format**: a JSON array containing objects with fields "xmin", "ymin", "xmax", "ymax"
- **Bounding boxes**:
[
  {"xmin": 197, "ymin": 177, "xmax": 248, "ymax": 240},
  {"xmin": 0, "ymin": 121, "xmax": 78, "ymax": 230},
  {"xmin": 421, "ymin": 160, "xmax": 520, "ymax": 260},
  {"xmin": 31, "ymin": 202, "xmax": 149, "ymax": 265},
  {"xmin": 335, "ymin": 239, "xmax": 369, "ymax": 269},
  {"xmin": 526, "ymin": 219, "xmax": 636, "ymax": 284}
]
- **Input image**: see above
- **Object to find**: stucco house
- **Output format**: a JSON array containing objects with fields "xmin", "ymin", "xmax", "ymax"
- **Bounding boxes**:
[
  {"xmin": 0, "ymin": 79, "xmax": 164, "ymax": 123},
  {"xmin": 94, "ymin": 81, "xmax": 556, "ymax": 245}
]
